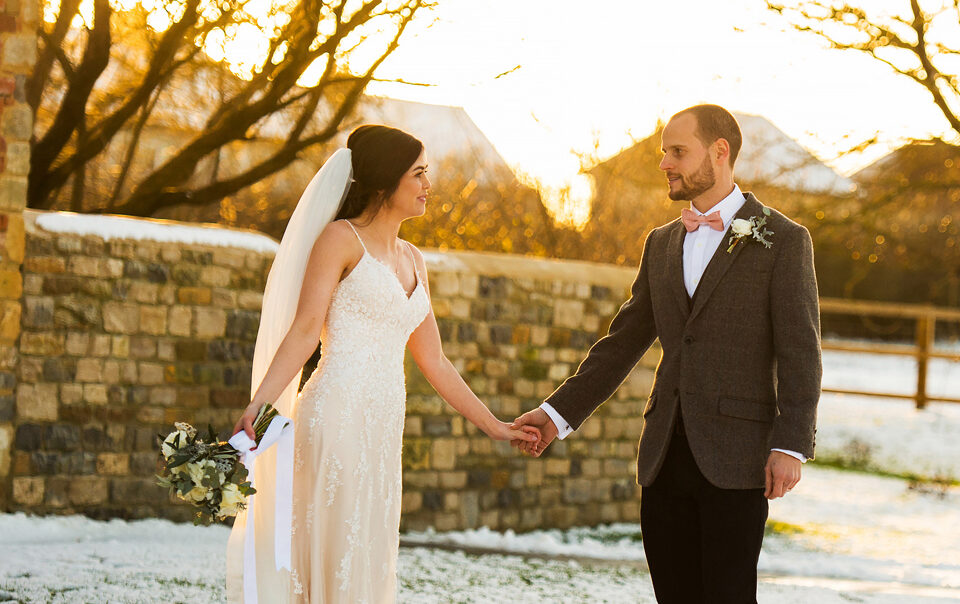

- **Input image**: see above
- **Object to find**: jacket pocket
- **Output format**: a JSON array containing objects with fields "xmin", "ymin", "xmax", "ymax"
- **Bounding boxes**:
[{"xmin": 717, "ymin": 397, "xmax": 775, "ymax": 423}]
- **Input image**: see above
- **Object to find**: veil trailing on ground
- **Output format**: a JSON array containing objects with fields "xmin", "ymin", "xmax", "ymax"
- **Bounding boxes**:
[{"xmin": 226, "ymin": 149, "xmax": 353, "ymax": 604}]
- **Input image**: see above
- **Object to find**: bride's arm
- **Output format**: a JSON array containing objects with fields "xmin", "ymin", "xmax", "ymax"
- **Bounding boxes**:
[
  {"xmin": 232, "ymin": 222, "xmax": 359, "ymax": 438},
  {"xmin": 406, "ymin": 247, "xmax": 539, "ymax": 444}
]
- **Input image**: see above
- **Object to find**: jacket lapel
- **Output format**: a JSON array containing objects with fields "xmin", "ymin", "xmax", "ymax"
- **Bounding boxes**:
[
  {"xmin": 665, "ymin": 219, "xmax": 690, "ymax": 317},
  {"xmin": 686, "ymin": 195, "xmax": 763, "ymax": 324}
]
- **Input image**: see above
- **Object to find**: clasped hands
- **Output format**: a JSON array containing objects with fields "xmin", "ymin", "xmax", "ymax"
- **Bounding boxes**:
[{"xmin": 508, "ymin": 408, "xmax": 802, "ymax": 500}]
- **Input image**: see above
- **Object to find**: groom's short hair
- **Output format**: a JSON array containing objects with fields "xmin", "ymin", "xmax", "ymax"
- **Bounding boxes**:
[{"xmin": 672, "ymin": 104, "xmax": 742, "ymax": 168}]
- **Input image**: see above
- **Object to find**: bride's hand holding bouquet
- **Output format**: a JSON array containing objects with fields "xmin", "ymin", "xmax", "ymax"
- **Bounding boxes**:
[{"xmin": 156, "ymin": 404, "xmax": 281, "ymax": 525}]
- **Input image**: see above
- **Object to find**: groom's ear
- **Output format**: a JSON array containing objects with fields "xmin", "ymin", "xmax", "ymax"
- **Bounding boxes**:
[{"xmin": 713, "ymin": 138, "xmax": 731, "ymax": 165}]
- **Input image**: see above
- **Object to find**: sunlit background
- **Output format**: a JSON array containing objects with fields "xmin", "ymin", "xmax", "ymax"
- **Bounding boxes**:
[
  {"xmin": 363, "ymin": 0, "xmax": 957, "ymax": 221},
  {"xmin": 45, "ymin": 0, "xmax": 959, "ymax": 224}
]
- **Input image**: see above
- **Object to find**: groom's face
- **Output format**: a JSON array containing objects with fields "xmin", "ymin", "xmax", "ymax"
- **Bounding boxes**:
[{"xmin": 659, "ymin": 114, "xmax": 717, "ymax": 202}]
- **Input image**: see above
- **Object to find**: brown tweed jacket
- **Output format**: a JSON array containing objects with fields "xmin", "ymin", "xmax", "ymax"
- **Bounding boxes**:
[{"xmin": 544, "ymin": 193, "xmax": 822, "ymax": 490}]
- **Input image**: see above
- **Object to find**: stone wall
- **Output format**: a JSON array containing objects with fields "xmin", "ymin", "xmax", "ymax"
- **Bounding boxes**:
[
  {"xmin": 0, "ymin": 0, "xmax": 37, "ymax": 509},
  {"xmin": 9, "ymin": 211, "xmax": 657, "ymax": 529}
]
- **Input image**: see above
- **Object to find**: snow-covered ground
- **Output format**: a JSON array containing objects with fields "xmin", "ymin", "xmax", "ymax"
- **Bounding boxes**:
[
  {"xmin": 818, "ymin": 348, "xmax": 960, "ymax": 480},
  {"xmin": 1, "ymin": 349, "xmax": 958, "ymax": 602}
]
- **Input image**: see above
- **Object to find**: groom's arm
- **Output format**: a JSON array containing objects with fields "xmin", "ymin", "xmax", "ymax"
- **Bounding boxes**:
[
  {"xmin": 541, "ymin": 231, "xmax": 660, "ymax": 433},
  {"xmin": 769, "ymin": 224, "xmax": 822, "ymax": 460}
]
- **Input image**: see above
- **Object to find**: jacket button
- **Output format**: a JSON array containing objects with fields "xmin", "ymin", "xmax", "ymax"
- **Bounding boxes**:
[
  {"xmin": 683, "ymin": 335, "xmax": 694, "ymax": 345},
  {"xmin": 673, "ymin": 388, "xmax": 680, "ymax": 396}
]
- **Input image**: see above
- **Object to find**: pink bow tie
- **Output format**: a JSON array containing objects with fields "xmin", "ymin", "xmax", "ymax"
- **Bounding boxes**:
[{"xmin": 681, "ymin": 208, "xmax": 724, "ymax": 232}]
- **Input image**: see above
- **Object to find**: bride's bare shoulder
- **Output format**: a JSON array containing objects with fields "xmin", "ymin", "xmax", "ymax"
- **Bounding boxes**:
[{"xmin": 314, "ymin": 220, "xmax": 360, "ymax": 249}]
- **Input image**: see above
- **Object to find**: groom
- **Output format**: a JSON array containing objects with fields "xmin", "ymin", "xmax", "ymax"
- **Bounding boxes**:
[{"xmin": 512, "ymin": 104, "xmax": 821, "ymax": 603}]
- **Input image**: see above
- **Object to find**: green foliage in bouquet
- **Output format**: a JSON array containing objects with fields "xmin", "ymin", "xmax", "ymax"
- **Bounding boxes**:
[{"xmin": 156, "ymin": 404, "xmax": 279, "ymax": 525}]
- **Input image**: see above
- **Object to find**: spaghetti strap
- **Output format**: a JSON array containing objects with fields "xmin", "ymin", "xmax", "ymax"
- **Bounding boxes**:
[
  {"xmin": 342, "ymin": 220, "xmax": 367, "ymax": 252},
  {"xmin": 404, "ymin": 240, "xmax": 422, "ymax": 283}
]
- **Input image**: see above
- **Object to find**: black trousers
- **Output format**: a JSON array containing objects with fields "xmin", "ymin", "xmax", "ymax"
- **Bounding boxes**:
[{"xmin": 640, "ymin": 421, "xmax": 768, "ymax": 604}]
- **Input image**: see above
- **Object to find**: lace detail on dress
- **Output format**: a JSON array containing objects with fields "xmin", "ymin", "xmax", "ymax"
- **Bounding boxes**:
[{"xmin": 289, "ymin": 230, "xmax": 428, "ymax": 602}]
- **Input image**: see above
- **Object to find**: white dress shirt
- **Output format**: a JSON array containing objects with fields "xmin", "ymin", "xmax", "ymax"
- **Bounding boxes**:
[{"xmin": 541, "ymin": 185, "xmax": 805, "ymax": 462}]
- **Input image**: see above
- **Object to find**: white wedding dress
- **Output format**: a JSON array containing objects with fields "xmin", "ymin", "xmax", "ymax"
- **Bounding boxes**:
[{"xmin": 288, "ymin": 222, "xmax": 429, "ymax": 602}]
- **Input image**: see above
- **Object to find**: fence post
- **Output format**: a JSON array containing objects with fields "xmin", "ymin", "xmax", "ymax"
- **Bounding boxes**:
[{"xmin": 915, "ymin": 313, "xmax": 936, "ymax": 410}]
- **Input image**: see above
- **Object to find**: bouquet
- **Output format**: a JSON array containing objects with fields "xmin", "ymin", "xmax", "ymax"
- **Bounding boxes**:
[{"xmin": 156, "ymin": 404, "xmax": 279, "ymax": 525}]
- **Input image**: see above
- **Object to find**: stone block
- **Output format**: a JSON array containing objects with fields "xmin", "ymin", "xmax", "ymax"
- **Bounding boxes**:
[
  {"xmin": 15, "ymin": 382, "xmax": 57, "ymax": 420},
  {"xmin": 45, "ymin": 424, "xmax": 81, "ymax": 451},
  {"xmin": 139, "ymin": 305, "xmax": 167, "ymax": 335},
  {"xmin": 75, "ymin": 358, "xmax": 103, "ymax": 382},
  {"xmin": 64, "ymin": 332, "xmax": 90, "ymax": 356},
  {"xmin": 0, "ymin": 267, "xmax": 22, "ymax": 299},
  {"xmin": 0, "ymin": 302, "xmax": 20, "ymax": 347},
  {"xmin": 194, "ymin": 308, "xmax": 226, "ymax": 339},
  {"xmin": 59, "ymin": 383, "xmax": 82, "ymax": 405},
  {"xmin": 177, "ymin": 287, "xmax": 211, "ymax": 305},
  {"xmin": 545, "ymin": 458, "xmax": 571, "ymax": 477},
  {"xmin": 41, "ymin": 357, "xmax": 74, "ymax": 382},
  {"xmin": 23, "ymin": 256, "xmax": 65, "ymax": 274},
  {"xmin": 138, "ymin": 363, "xmax": 164, "ymax": 385},
  {"xmin": 403, "ymin": 416, "xmax": 421, "ymax": 437},
  {"xmin": 2, "ymin": 33, "xmax": 37, "ymax": 70},
  {"xmin": 432, "ymin": 272, "xmax": 459, "ymax": 297},
  {"xmin": 69, "ymin": 476, "xmax": 108, "ymax": 506},
  {"xmin": 157, "ymin": 339, "xmax": 174, "ymax": 361},
  {"xmin": 200, "ymin": 266, "xmax": 231, "ymax": 287},
  {"xmin": 130, "ymin": 337, "xmax": 157, "ymax": 359},
  {"xmin": 168, "ymin": 306, "xmax": 192, "ymax": 337},
  {"xmin": 129, "ymin": 282, "xmax": 159, "ymax": 303},
  {"xmin": 103, "ymin": 302, "xmax": 140, "ymax": 334},
  {"xmin": 103, "ymin": 258, "xmax": 124, "ymax": 278},
  {"xmin": 0, "ymin": 423, "xmax": 10, "ymax": 476},
  {"xmin": 12, "ymin": 476, "xmax": 44, "ymax": 505},
  {"xmin": 401, "ymin": 438, "xmax": 431, "ymax": 471},
  {"xmin": 237, "ymin": 291, "xmax": 262, "ymax": 310},
  {"xmin": 0, "ymin": 104, "xmax": 32, "ymax": 142},
  {"xmin": 225, "ymin": 310, "xmax": 258, "ymax": 340},
  {"xmin": 431, "ymin": 439, "xmax": 456, "ymax": 471},
  {"xmin": 68, "ymin": 256, "xmax": 99, "ymax": 277},
  {"xmin": 212, "ymin": 288, "xmax": 237, "ymax": 308},
  {"xmin": 83, "ymin": 384, "xmax": 108, "ymax": 405},
  {"xmin": 96, "ymin": 453, "xmax": 130, "ymax": 475},
  {"xmin": 401, "ymin": 491, "xmax": 422, "ymax": 513}
]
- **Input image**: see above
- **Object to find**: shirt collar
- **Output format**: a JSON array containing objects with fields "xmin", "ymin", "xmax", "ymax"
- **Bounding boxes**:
[{"xmin": 689, "ymin": 184, "xmax": 745, "ymax": 228}]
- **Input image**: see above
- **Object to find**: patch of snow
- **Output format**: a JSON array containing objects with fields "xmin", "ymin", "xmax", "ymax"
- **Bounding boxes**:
[
  {"xmin": 29, "ymin": 210, "xmax": 279, "ymax": 253},
  {"xmin": 819, "ymin": 349, "xmax": 960, "ymax": 479}
]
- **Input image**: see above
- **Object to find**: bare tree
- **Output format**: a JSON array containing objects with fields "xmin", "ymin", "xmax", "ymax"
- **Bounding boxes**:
[
  {"xmin": 766, "ymin": 0, "xmax": 960, "ymax": 138},
  {"xmin": 29, "ymin": 0, "xmax": 433, "ymax": 217}
]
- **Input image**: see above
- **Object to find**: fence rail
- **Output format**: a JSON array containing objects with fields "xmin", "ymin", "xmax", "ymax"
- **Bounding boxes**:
[{"xmin": 820, "ymin": 297, "xmax": 960, "ymax": 408}]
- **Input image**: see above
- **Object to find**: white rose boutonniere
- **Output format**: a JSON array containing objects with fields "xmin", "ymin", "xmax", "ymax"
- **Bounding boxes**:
[{"xmin": 727, "ymin": 207, "xmax": 774, "ymax": 253}]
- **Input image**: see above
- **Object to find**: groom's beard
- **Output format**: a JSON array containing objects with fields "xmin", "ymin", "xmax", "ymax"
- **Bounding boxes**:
[{"xmin": 667, "ymin": 155, "xmax": 715, "ymax": 201}]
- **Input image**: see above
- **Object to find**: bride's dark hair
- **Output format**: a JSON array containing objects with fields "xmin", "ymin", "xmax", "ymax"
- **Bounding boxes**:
[{"xmin": 335, "ymin": 125, "xmax": 424, "ymax": 222}]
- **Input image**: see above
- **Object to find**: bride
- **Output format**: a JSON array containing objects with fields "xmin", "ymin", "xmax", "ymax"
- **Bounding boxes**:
[{"xmin": 226, "ymin": 124, "xmax": 540, "ymax": 603}]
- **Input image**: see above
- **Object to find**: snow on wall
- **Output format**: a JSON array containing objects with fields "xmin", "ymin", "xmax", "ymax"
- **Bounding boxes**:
[{"xmin": 29, "ymin": 210, "xmax": 279, "ymax": 253}]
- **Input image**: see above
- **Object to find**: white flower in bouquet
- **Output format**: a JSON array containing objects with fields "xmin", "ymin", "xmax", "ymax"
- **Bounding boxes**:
[
  {"xmin": 218, "ymin": 483, "xmax": 245, "ymax": 518},
  {"xmin": 183, "ymin": 485, "xmax": 210, "ymax": 504},
  {"xmin": 161, "ymin": 428, "xmax": 192, "ymax": 459}
]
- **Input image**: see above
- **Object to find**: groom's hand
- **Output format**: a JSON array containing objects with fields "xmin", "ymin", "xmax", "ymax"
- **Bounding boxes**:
[
  {"xmin": 764, "ymin": 451, "xmax": 801, "ymax": 499},
  {"xmin": 510, "ymin": 408, "xmax": 558, "ymax": 457}
]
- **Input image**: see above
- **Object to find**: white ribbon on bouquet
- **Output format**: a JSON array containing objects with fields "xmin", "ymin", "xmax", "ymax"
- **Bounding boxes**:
[{"xmin": 228, "ymin": 414, "xmax": 294, "ymax": 604}]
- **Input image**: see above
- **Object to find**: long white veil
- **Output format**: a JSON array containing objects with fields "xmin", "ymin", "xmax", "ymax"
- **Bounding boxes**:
[{"xmin": 226, "ymin": 148, "xmax": 353, "ymax": 603}]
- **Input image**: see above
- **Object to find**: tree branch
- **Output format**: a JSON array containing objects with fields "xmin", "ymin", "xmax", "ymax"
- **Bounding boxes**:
[{"xmin": 29, "ymin": 0, "xmax": 112, "ymax": 210}]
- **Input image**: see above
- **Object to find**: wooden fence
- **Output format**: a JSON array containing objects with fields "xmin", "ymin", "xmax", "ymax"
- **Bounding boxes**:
[{"xmin": 820, "ymin": 297, "xmax": 960, "ymax": 408}]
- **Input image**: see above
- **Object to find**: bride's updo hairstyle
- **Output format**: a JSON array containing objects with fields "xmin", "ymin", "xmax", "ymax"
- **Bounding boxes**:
[{"xmin": 335, "ymin": 124, "xmax": 423, "ymax": 222}]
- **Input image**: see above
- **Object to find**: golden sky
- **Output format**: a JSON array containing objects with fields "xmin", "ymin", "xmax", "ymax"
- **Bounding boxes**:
[{"xmin": 362, "ymin": 0, "xmax": 957, "ymax": 220}]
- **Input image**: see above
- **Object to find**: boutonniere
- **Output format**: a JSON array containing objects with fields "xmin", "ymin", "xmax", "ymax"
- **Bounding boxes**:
[{"xmin": 727, "ymin": 207, "xmax": 773, "ymax": 253}]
